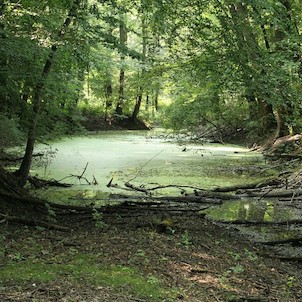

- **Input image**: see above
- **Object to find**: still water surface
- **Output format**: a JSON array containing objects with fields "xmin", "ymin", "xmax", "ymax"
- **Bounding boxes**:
[{"xmin": 32, "ymin": 130, "xmax": 262, "ymax": 192}]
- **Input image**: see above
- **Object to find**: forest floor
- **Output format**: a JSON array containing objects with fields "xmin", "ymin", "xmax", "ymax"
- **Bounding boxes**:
[{"xmin": 1, "ymin": 208, "xmax": 302, "ymax": 302}]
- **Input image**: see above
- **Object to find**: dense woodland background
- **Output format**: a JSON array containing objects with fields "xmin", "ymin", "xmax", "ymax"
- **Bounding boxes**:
[{"xmin": 0, "ymin": 0, "xmax": 302, "ymax": 186}]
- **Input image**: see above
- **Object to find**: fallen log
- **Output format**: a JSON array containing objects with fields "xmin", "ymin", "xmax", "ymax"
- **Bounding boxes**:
[
  {"xmin": 212, "ymin": 183, "xmax": 257, "ymax": 192},
  {"xmin": 211, "ymin": 178, "xmax": 281, "ymax": 193},
  {"xmin": 108, "ymin": 193, "xmax": 226, "ymax": 204},
  {"xmin": 0, "ymin": 213, "xmax": 69, "ymax": 231},
  {"xmin": 241, "ymin": 189, "xmax": 302, "ymax": 198}
]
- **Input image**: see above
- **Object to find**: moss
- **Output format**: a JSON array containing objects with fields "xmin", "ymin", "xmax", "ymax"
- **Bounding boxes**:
[{"xmin": 0, "ymin": 252, "xmax": 177, "ymax": 301}]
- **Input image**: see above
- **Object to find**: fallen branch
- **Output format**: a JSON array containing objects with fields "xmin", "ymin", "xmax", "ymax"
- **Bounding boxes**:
[
  {"xmin": 271, "ymin": 256, "xmax": 302, "ymax": 261},
  {"xmin": 125, "ymin": 182, "xmax": 150, "ymax": 194},
  {"xmin": 120, "ymin": 182, "xmax": 237, "ymax": 200},
  {"xmin": 59, "ymin": 162, "xmax": 95, "ymax": 185},
  {"xmin": 214, "ymin": 219, "xmax": 302, "ymax": 225},
  {"xmin": 227, "ymin": 296, "xmax": 268, "ymax": 302},
  {"xmin": 0, "ymin": 213, "xmax": 69, "ymax": 231},
  {"xmin": 212, "ymin": 183, "xmax": 257, "ymax": 193},
  {"xmin": 108, "ymin": 193, "xmax": 225, "ymax": 204},
  {"xmin": 261, "ymin": 237, "xmax": 302, "ymax": 246},
  {"xmin": 29, "ymin": 176, "xmax": 72, "ymax": 189}
]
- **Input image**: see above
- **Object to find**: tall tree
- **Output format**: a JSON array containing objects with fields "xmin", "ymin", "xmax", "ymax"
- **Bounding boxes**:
[{"xmin": 16, "ymin": 0, "xmax": 82, "ymax": 187}]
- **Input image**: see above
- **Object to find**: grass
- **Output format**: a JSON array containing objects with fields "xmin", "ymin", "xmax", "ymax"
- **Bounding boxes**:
[{"xmin": 0, "ymin": 251, "xmax": 177, "ymax": 301}]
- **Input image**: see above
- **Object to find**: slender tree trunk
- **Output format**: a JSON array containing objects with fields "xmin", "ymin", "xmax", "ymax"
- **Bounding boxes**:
[
  {"xmin": 115, "ymin": 14, "xmax": 127, "ymax": 116},
  {"xmin": 0, "ymin": 0, "xmax": 7, "ymax": 113},
  {"xmin": 132, "ymin": 88, "xmax": 143, "ymax": 120},
  {"xmin": 131, "ymin": 15, "xmax": 147, "ymax": 121},
  {"xmin": 116, "ymin": 68, "xmax": 125, "ymax": 115},
  {"xmin": 105, "ymin": 74, "xmax": 113, "ymax": 121},
  {"xmin": 16, "ymin": 1, "xmax": 79, "ymax": 187}
]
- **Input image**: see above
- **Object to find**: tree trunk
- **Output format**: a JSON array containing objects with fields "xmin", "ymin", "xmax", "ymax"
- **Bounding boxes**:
[
  {"xmin": 132, "ymin": 89, "xmax": 142, "ymax": 121},
  {"xmin": 275, "ymin": 108, "xmax": 290, "ymax": 138},
  {"xmin": 258, "ymin": 99, "xmax": 276, "ymax": 133},
  {"xmin": 15, "ymin": 1, "xmax": 79, "ymax": 187},
  {"xmin": 116, "ymin": 68, "xmax": 125, "ymax": 115},
  {"xmin": 0, "ymin": 0, "xmax": 8, "ymax": 113},
  {"xmin": 131, "ymin": 15, "xmax": 147, "ymax": 121},
  {"xmin": 115, "ymin": 13, "xmax": 127, "ymax": 116},
  {"xmin": 105, "ymin": 77, "xmax": 113, "ymax": 121}
]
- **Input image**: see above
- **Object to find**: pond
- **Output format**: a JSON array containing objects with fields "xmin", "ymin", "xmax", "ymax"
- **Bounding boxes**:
[{"xmin": 32, "ymin": 130, "xmax": 266, "ymax": 195}]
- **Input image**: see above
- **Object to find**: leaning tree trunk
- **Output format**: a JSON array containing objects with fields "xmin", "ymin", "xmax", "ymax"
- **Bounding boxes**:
[{"xmin": 16, "ymin": 1, "xmax": 79, "ymax": 187}]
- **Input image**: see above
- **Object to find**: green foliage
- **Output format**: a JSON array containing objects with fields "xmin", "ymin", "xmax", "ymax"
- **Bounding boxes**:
[
  {"xmin": 180, "ymin": 230, "xmax": 191, "ymax": 248},
  {"xmin": 0, "ymin": 114, "xmax": 23, "ymax": 149},
  {"xmin": 163, "ymin": 90, "xmax": 249, "ymax": 140},
  {"xmin": 157, "ymin": 0, "xmax": 302, "ymax": 139},
  {"xmin": 92, "ymin": 207, "xmax": 107, "ymax": 229},
  {"xmin": 1, "ymin": 0, "xmax": 302, "ymax": 146},
  {"xmin": 286, "ymin": 276, "xmax": 296, "ymax": 291},
  {"xmin": 45, "ymin": 203, "xmax": 57, "ymax": 223}
]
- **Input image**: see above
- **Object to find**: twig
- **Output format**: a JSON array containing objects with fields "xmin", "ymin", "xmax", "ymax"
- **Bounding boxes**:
[
  {"xmin": 126, "ymin": 150, "xmax": 164, "ymax": 183},
  {"xmin": 58, "ymin": 163, "xmax": 93, "ymax": 185},
  {"xmin": 146, "ymin": 184, "xmax": 206, "ymax": 192},
  {"xmin": 92, "ymin": 175, "xmax": 98, "ymax": 185},
  {"xmin": 80, "ymin": 162, "xmax": 89, "ymax": 178}
]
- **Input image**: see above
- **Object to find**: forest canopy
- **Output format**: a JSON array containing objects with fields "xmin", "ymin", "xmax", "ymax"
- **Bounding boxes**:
[{"xmin": 0, "ymin": 0, "xmax": 301, "ymax": 185}]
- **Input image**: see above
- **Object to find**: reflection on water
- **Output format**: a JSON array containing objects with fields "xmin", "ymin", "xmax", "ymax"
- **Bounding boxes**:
[
  {"xmin": 204, "ymin": 199, "xmax": 300, "ymax": 222},
  {"xmin": 205, "ymin": 199, "xmax": 302, "ymax": 245}
]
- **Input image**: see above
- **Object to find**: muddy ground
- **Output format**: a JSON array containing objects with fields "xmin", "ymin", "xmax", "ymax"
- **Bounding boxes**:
[{"xmin": 1, "ymin": 208, "xmax": 302, "ymax": 302}]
